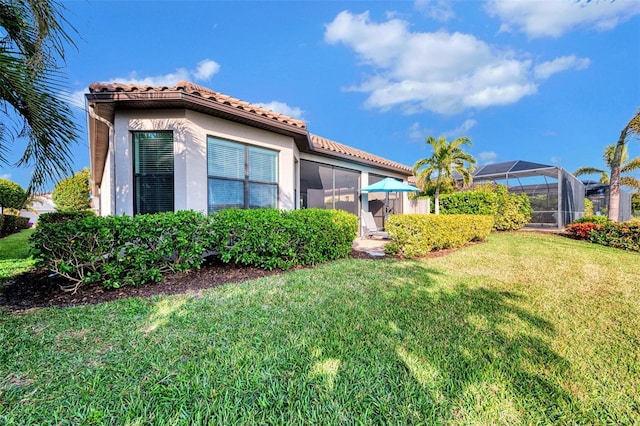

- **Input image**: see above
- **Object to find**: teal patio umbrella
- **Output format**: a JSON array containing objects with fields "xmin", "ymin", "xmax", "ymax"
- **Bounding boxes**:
[{"xmin": 360, "ymin": 178, "xmax": 420, "ymax": 224}]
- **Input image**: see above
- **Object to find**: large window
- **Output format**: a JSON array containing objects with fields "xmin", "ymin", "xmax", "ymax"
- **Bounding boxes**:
[
  {"xmin": 300, "ymin": 160, "xmax": 359, "ymax": 215},
  {"xmin": 133, "ymin": 131, "xmax": 174, "ymax": 214},
  {"xmin": 207, "ymin": 137, "xmax": 278, "ymax": 212}
]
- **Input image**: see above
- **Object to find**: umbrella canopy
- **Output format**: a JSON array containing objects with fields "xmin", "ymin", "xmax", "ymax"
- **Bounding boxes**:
[{"xmin": 360, "ymin": 177, "xmax": 420, "ymax": 193}]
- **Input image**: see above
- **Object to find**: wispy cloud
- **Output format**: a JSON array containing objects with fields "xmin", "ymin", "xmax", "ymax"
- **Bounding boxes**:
[
  {"xmin": 414, "ymin": 0, "xmax": 455, "ymax": 22},
  {"xmin": 486, "ymin": 0, "xmax": 640, "ymax": 38},
  {"xmin": 255, "ymin": 101, "xmax": 304, "ymax": 119},
  {"xmin": 0, "ymin": 173, "xmax": 11, "ymax": 180},
  {"xmin": 478, "ymin": 151, "xmax": 498, "ymax": 165},
  {"xmin": 441, "ymin": 119, "xmax": 477, "ymax": 138},
  {"xmin": 324, "ymin": 11, "xmax": 588, "ymax": 115},
  {"xmin": 534, "ymin": 55, "xmax": 590, "ymax": 79},
  {"xmin": 64, "ymin": 59, "xmax": 221, "ymax": 111},
  {"xmin": 550, "ymin": 156, "xmax": 562, "ymax": 165}
]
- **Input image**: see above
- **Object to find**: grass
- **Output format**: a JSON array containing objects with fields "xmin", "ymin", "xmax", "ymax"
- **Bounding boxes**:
[
  {"xmin": 0, "ymin": 232, "xmax": 639, "ymax": 424},
  {"xmin": 0, "ymin": 229, "xmax": 35, "ymax": 283}
]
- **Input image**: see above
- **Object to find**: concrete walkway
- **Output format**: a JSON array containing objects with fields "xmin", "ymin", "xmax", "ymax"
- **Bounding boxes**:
[{"xmin": 352, "ymin": 237, "xmax": 390, "ymax": 257}]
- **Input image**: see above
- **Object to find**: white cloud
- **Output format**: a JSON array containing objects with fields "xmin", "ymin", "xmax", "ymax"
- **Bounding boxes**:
[
  {"xmin": 534, "ymin": 55, "xmax": 590, "ymax": 79},
  {"xmin": 408, "ymin": 122, "xmax": 431, "ymax": 141},
  {"xmin": 550, "ymin": 156, "xmax": 562, "ymax": 165},
  {"xmin": 478, "ymin": 151, "xmax": 498, "ymax": 164},
  {"xmin": 255, "ymin": 101, "xmax": 304, "ymax": 119},
  {"xmin": 194, "ymin": 59, "xmax": 220, "ymax": 81},
  {"xmin": 325, "ymin": 11, "xmax": 582, "ymax": 115},
  {"xmin": 64, "ymin": 59, "xmax": 222, "ymax": 111},
  {"xmin": 414, "ymin": 0, "xmax": 455, "ymax": 22},
  {"xmin": 0, "ymin": 173, "xmax": 11, "ymax": 180},
  {"xmin": 441, "ymin": 119, "xmax": 478, "ymax": 138},
  {"xmin": 486, "ymin": 0, "xmax": 640, "ymax": 38}
]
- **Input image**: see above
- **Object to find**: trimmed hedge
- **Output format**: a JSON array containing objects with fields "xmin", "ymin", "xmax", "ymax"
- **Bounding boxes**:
[
  {"xmin": 31, "ymin": 210, "xmax": 215, "ymax": 292},
  {"xmin": 0, "ymin": 214, "xmax": 30, "ymax": 236},
  {"xmin": 440, "ymin": 184, "xmax": 531, "ymax": 231},
  {"xmin": 385, "ymin": 214, "xmax": 494, "ymax": 258},
  {"xmin": 38, "ymin": 210, "xmax": 95, "ymax": 224},
  {"xmin": 209, "ymin": 208, "xmax": 357, "ymax": 270},
  {"xmin": 31, "ymin": 208, "xmax": 358, "ymax": 292}
]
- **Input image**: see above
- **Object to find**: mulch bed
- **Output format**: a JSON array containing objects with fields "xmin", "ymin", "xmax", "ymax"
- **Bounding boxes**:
[{"xmin": 0, "ymin": 250, "xmax": 384, "ymax": 311}]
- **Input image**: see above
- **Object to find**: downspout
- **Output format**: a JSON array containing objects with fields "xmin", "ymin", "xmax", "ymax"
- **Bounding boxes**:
[{"xmin": 88, "ymin": 104, "xmax": 115, "ymax": 216}]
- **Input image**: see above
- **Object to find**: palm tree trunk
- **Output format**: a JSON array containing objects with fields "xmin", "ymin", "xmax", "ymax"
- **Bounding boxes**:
[
  {"xmin": 608, "ymin": 125, "xmax": 629, "ymax": 222},
  {"xmin": 434, "ymin": 186, "xmax": 440, "ymax": 215}
]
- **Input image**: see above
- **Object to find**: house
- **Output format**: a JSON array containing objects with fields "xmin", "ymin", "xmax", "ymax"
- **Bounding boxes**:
[{"xmin": 85, "ymin": 81, "xmax": 418, "ymax": 228}]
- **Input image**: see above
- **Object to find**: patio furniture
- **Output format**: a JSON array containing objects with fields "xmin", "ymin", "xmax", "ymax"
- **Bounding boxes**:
[{"xmin": 361, "ymin": 210, "xmax": 389, "ymax": 239}]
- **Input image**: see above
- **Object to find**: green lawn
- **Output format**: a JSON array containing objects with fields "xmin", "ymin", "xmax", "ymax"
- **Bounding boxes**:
[
  {"xmin": 0, "ymin": 229, "xmax": 35, "ymax": 283},
  {"xmin": 0, "ymin": 232, "xmax": 638, "ymax": 424}
]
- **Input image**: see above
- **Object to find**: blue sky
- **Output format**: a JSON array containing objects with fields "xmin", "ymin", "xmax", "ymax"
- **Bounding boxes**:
[{"xmin": 3, "ymin": 0, "xmax": 640, "ymax": 190}]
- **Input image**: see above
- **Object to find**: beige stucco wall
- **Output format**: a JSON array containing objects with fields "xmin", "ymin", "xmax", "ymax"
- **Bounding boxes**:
[{"xmin": 106, "ymin": 109, "xmax": 299, "ymax": 216}]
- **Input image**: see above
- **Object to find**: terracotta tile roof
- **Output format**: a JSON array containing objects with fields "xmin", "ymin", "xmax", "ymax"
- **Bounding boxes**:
[
  {"xmin": 310, "ymin": 134, "xmax": 413, "ymax": 174},
  {"xmin": 88, "ymin": 80, "xmax": 307, "ymax": 130}
]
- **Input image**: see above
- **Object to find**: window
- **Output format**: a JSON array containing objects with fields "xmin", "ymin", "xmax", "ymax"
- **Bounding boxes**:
[
  {"xmin": 299, "ymin": 160, "xmax": 359, "ymax": 215},
  {"xmin": 207, "ymin": 137, "xmax": 278, "ymax": 212},
  {"xmin": 133, "ymin": 131, "xmax": 174, "ymax": 214}
]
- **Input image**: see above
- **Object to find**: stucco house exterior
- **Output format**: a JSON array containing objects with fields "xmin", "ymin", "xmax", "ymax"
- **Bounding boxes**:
[{"xmin": 85, "ymin": 81, "xmax": 417, "ymax": 228}]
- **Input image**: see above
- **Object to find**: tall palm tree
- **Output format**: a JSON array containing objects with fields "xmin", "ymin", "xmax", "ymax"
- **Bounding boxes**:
[
  {"xmin": 574, "ymin": 144, "xmax": 640, "ymax": 190},
  {"xmin": 0, "ymin": 0, "xmax": 78, "ymax": 192},
  {"xmin": 608, "ymin": 109, "xmax": 640, "ymax": 221},
  {"xmin": 413, "ymin": 136, "xmax": 476, "ymax": 214}
]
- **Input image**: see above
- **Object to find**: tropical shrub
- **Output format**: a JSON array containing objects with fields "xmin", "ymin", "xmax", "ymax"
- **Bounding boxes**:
[
  {"xmin": 572, "ymin": 215, "xmax": 610, "ymax": 225},
  {"xmin": 492, "ymin": 185, "xmax": 532, "ymax": 231},
  {"xmin": 584, "ymin": 198, "xmax": 594, "ymax": 218},
  {"xmin": 209, "ymin": 208, "xmax": 357, "ymax": 270},
  {"xmin": 566, "ymin": 222, "xmax": 602, "ymax": 240},
  {"xmin": 589, "ymin": 222, "xmax": 640, "ymax": 252},
  {"xmin": 52, "ymin": 168, "xmax": 91, "ymax": 212},
  {"xmin": 385, "ymin": 214, "xmax": 493, "ymax": 258}
]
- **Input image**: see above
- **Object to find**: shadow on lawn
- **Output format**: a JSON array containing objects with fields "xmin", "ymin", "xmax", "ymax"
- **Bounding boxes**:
[{"xmin": 367, "ymin": 261, "xmax": 585, "ymax": 423}]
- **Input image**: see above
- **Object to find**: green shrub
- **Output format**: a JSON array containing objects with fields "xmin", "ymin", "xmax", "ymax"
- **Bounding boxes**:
[
  {"xmin": 572, "ymin": 215, "xmax": 610, "ymax": 225},
  {"xmin": 52, "ymin": 168, "xmax": 91, "ymax": 212},
  {"xmin": 441, "ymin": 184, "xmax": 531, "ymax": 231},
  {"xmin": 209, "ymin": 208, "xmax": 357, "ymax": 270},
  {"xmin": 0, "ymin": 214, "xmax": 30, "ymax": 235},
  {"xmin": 31, "ymin": 208, "xmax": 358, "ymax": 291},
  {"xmin": 385, "ymin": 214, "xmax": 494, "ymax": 258},
  {"xmin": 440, "ymin": 191, "xmax": 497, "ymax": 215},
  {"xmin": 589, "ymin": 222, "xmax": 640, "ymax": 252},
  {"xmin": 0, "ymin": 179, "xmax": 27, "ymax": 212},
  {"xmin": 38, "ymin": 210, "xmax": 95, "ymax": 224},
  {"xmin": 584, "ymin": 198, "xmax": 594, "ymax": 218},
  {"xmin": 31, "ymin": 211, "xmax": 215, "ymax": 292}
]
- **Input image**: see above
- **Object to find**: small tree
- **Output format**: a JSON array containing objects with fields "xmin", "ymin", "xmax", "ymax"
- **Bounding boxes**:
[
  {"xmin": 413, "ymin": 136, "xmax": 476, "ymax": 214},
  {"xmin": 0, "ymin": 179, "xmax": 27, "ymax": 214},
  {"xmin": 609, "ymin": 109, "xmax": 640, "ymax": 221},
  {"xmin": 52, "ymin": 168, "xmax": 91, "ymax": 212}
]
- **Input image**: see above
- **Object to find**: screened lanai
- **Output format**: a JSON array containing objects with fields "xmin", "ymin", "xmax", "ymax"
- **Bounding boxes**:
[{"xmin": 471, "ymin": 160, "xmax": 585, "ymax": 229}]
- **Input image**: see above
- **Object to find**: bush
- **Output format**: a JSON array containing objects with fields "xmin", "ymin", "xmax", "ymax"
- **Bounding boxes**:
[
  {"xmin": 566, "ymin": 222, "xmax": 602, "ymax": 240},
  {"xmin": 52, "ymin": 168, "xmax": 91, "ymax": 212},
  {"xmin": 589, "ymin": 222, "xmax": 640, "ymax": 252},
  {"xmin": 441, "ymin": 184, "xmax": 531, "ymax": 231},
  {"xmin": 584, "ymin": 198, "xmax": 594, "ymax": 218},
  {"xmin": 572, "ymin": 215, "xmax": 610, "ymax": 225},
  {"xmin": 38, "ymin": 210, "xmax": 95, "ymax": 224},
  {"xmin": 0, "ymin": 214, "xmax": 30, "ymax": 236},
  {"xmin": 385, "ymin": 214, "xmax": 494, "ymax": 258},
  {"xmin": 31, "ymin": 208, "xmax": 358, "ymax": 291},
  {"xmin": 31, "ymin": 211, "xmax": 215, "ymax": 292},
  {"xmin": 440, "ymin": 191, "xmax": 497, "ymax": 215},
  {"xmin": 0, "ymin": 179, "xmax": 26, "ymax": 211},
  {"xmin": 209, "ymin": 208, "xmax": 357, "ymax": 270}
]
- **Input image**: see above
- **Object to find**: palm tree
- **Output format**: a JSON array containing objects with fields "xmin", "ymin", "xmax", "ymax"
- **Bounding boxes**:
[
  {"xmin": 413, "ymin": 136, "xmax": 476, "ymax": 214},
  {"xmin": 574, "ymin": 144, "xmax": 640, "ymax": 190},
  {"xmin": 608, "ymin": 109, "xmax": 640, "ymax": 221},
  {"xmin": 0, "ymin": 0, "xmax": 78, "ymax": 192}
]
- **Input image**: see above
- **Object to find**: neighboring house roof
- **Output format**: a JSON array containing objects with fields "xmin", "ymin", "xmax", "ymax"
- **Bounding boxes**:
[{"xmin": 86, "ymin": 81, "xmax": 412, "ymax": 191}]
